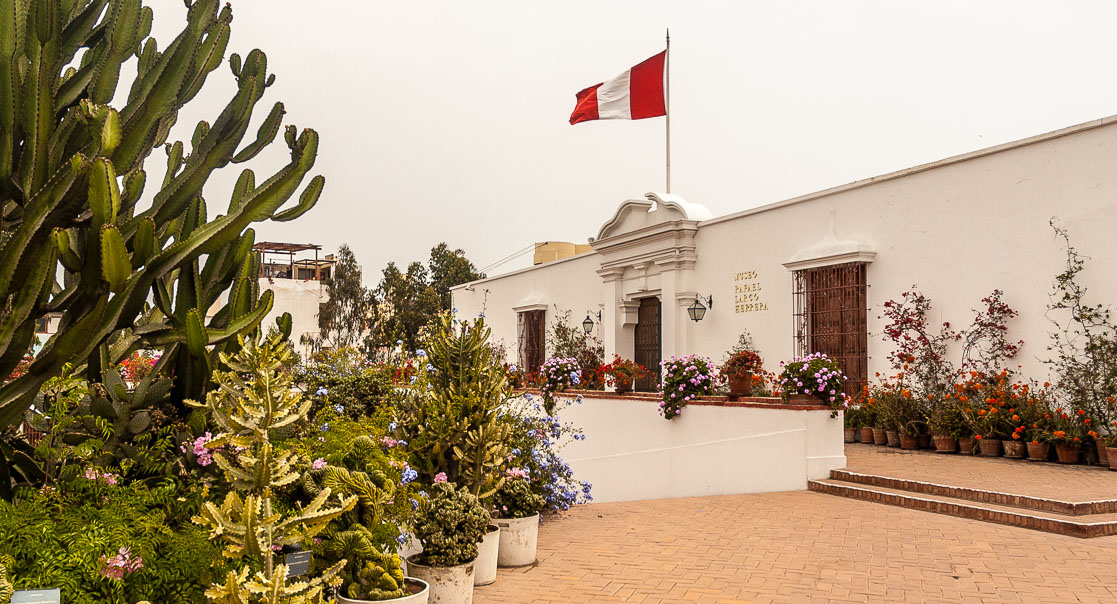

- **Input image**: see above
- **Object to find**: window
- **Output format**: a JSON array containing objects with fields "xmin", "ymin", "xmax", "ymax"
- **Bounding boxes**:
[
  {"xmin": 517, "ymin": 310, "xmax": 546, "ymax": 374},
  {"xmin": 792, "ymin": 262, "xmax": 868, "ymax": 397}
]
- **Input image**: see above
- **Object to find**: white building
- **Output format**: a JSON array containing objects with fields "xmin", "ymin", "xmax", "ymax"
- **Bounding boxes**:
[{"xmin": 452, "ymin": 115, "xmax": 1117, "ymax": 392}]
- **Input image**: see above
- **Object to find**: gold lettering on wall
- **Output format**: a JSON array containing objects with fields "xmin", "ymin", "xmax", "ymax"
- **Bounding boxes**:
[{"xmin": 733, "ymin": 270, "xmax": 769, "ymax": 313}]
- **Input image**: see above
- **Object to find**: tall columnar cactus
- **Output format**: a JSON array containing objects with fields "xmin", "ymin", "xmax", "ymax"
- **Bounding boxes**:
[
  {"xmin": 189, "ymin": 333, "xmax": 355, "ymax": 604},
  {"xmin": 0, "ymin": 0, "xmax": 323, "ymax": 427}
]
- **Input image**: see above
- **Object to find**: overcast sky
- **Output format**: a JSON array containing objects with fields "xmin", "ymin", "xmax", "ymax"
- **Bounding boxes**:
[{"xmin": 146, "ymin": 1, "xmax": 1117, "ymax": 281}]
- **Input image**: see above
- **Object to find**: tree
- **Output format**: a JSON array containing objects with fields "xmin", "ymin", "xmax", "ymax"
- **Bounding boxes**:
[
  {"xmin": 0, "ymin": 0, "xmax": 323, "ymax": 426},
  {"xmin": 372, "ymin": 262, "xmax": 440, "ymax": 352},
  {"xmin": 313, "ymin": 244, "xmax": 373, "ymax": 350},
  {"xmin": 428, "ymin": 243, "xmax": 484, "ymax": 310}
]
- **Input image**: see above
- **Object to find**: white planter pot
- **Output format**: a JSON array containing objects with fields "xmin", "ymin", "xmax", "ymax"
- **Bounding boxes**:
[
  {"xmin": 406, "ymin": 556, "xmax": 475, "ymax": 604},
  {"xmin": 496, "ymin": 514, "xmax": 539, "ymax": 567},
  {"xmin": 473, "ymin": 524, "xmax": 500, "ymax": 586},
  {"xmin": 338, "ymin": 578, "xmax": 430, "ymax": 604}
]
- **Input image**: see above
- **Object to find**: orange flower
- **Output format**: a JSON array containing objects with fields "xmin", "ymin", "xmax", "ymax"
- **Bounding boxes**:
[
  {"xmin": 975, "ymin": 435, "xmax": 983, "ymax": 440},
  {"xmin": 1032, "ymin": 440, "xmax": 1039, "ymax": 445},
  {"xmin": 1011, "ymin": 415, "xmax": 1019, "ymax": 422},
  {"xmin": 1012, "ymin": 433, "xmax": 1021, "ymax": 440}
]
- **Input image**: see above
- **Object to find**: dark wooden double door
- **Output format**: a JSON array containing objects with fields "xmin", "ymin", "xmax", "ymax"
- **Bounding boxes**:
[{"xmin": 634, "ymin": 298, "xmax": 661, "ymax": 392}]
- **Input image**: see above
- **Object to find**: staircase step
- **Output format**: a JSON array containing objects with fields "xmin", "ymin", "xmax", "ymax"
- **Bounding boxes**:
[
  {"xmin": 830, "ymin": 469, "xmax": 1117, "ymax": 515},
  {"xmin": 808, "ymin": 479, "xmax": 1117, "ymax": 538}
]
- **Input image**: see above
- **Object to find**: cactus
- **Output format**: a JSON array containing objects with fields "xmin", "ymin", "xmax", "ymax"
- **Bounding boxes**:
[
  {"xmin": 397, "ymin": 315, "xmax": 511, "ymax": 499},
  {"xmin": 0, "ymin": 0, "xmax": 324, "ymax": 428},
  {"xmin": 189, "ymin": 333, "xmax": 356, "ymax": 604},
  {"xmin": 412, "ymin": 482, "xmax": 489, "ymax": 567},
  {"xmin": 0, "ymin": 554, "xmax": 12, "ymax": 604},
  {"xmin": 347, "ymin": 551, "xmax": 407, "ymax": 601}
]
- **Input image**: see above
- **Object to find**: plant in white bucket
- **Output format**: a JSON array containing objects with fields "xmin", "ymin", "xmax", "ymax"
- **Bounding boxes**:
[
  {"xmin": 407, "ymin": 483, "xmax": 489, "ymax": 604},
  {"xmin": 492, "ymin": 477, "xmax": 545, "ymax": 568}
]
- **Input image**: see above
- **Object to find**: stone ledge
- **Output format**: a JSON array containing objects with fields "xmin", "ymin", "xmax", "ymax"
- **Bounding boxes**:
[{"xmin": 513, "ymin": 388, "xmax": 832, "ymax": 412}]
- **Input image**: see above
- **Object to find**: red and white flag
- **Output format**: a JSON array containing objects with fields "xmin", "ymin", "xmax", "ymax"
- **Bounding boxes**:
[{"xmin": 569, "ymin": 51, "xmax": 666, "ymax": 125}]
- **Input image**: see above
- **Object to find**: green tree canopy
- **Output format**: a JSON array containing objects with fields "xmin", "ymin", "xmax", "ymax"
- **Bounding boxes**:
[{"xmin": 313, "ymin": 244, "xmax": 373, "ymax": 351}]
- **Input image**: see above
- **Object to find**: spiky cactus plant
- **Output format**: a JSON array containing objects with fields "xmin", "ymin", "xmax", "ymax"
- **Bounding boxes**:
[
  {"xmin": 347, "ymin": 551, "xmax": 407, "ymax": 601},
  {"xmin": 0, "ymin": 0, "xmax": 324, "ymax": 428},
  {"xmin": 190, "ymin": 333, "xmax": 355, "ymax": 604}
]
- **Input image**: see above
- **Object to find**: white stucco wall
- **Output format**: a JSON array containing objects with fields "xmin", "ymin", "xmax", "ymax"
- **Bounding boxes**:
[
  {"xmin": 453, "ymin": 116, "xmax": 1117, "ymax": 382},
  {"xmin": 545, "ymin": 394, "xmax": 844, "ymax": 503},
  {"xmin": 259, "ymin": 277, "xmax": 327, "ymax": 357}
]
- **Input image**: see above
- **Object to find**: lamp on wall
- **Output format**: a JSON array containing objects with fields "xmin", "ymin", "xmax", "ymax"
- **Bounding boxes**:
[
  {"xmin": 582, "ymin": 310, "xmax": 602, "ymax": 334},
  {"xmin": 687, "ymin": 295, "xmax": 713, "ymax": 322}
]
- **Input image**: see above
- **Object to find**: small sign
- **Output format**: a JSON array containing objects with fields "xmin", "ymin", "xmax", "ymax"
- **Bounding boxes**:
[
  {"xmin": 12, "ymin": 589, "xmax": 61, "ymax": 604},
  {"xmin": 285, "ymin": 550, "xmax": 312, "ymax": 578}
]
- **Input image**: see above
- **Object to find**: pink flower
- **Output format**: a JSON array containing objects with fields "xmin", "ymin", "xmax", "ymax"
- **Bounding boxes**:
[
  {"xmin": 312, "ymin": 458, "xmax": 327, "ymax": 470},
  {"xmin": 434, "ymin": 472, "xmax": 448, "ymax": 483}
]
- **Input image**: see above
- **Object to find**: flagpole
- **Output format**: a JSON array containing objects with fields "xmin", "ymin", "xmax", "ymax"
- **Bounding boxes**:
[{"xmin": 665, "ymin": 28, "xmax": 671, "ymax": 194}]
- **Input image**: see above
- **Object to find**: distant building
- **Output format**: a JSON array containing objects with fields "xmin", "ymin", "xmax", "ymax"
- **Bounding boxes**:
[{"xmin": 452, "ymin": 115, "xmax": 1117, "ymax": 393}]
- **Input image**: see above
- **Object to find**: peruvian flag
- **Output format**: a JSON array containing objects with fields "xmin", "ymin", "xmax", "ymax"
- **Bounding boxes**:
[{"xmin": 569, "ymin": 51, "xmax": 666, "ymax": 125}]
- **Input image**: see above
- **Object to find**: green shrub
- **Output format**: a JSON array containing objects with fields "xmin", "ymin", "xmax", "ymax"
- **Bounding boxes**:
[
  {"xmin": 412, "ymin": 483, "xmax": 489, "ymax": 567},
  {"xmin": 0, "ymin": 479, "xmax": 223, "ymax": 604},
  {"xmin": 492, "ymin": 478, "xmax": 545, "ymax": 519},
  {"xmin": 295, "ymin": 348, "xmax": 395, "ymax": 418}
]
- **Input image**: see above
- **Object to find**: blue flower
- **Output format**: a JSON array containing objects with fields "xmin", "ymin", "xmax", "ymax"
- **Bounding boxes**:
[
  {"xmin": 511, "ymin": 448, "xmax": 521, "ymax": 456},
  {"xmin": 401, "ymin": 467, "xmax": 418, "ymax": 485},
  {"xmin": 333, "ymin": 404, "xmax": 344, "ymax": 414},
  {"xmin": 389, "ymin": 422, "xmax": 398, "ymax": 432},
  {"xmin": 316, "ymin": 387, "xmax": 328, "ymax": 396},
  {"xmin": 419, "ymin": 490, "xmax": 428, "ymax": 498},
  {"xmin": 398, "ymin": 440, "xmax": 408, "ymax": 447},
  {"xmin": 396, "ymin": 534, "xmax": 406, "ymax": 546},
  {"xmin": 410, "ymin": 499, "xmax": 419, "ymax": 510},
  {"xmin": 416, "ymin": 349, "xmax": 427, "ymax": 357},
  {"xmin": 320, "ymin": 422, "xmax": 330, "ymax": 432}
]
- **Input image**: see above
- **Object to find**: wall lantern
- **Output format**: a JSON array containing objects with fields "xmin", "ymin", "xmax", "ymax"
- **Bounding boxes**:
[
  {"xmin": 582, "ymin": 310, "xmax": 602, "ymax": 334},
  {"xmin": 687, "ymin": 295, "xmax": 713, "ymax": 322}
]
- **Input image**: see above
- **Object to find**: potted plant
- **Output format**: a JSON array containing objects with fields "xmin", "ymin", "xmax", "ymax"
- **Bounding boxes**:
[
  {"xmin": 539, "ymin": 356, "xmax": 581, "ymax": 413},
  {"xmin": 1048, "ymin": 407, "xmax": 1083, "ymax": 464},
  {"xmin": 338, "ymin": 552, "xmax": 430, "ymax": 604},
  {"xmin": 928, "ymin": 397, "xmax": 967, "ymax": 453},
  {"xmin": 659, "ymin": 355, "xmax": 718, "ymax": 420},
  {"xmin": 843, "ymin": 405, "xmax": 860, "ymax": 443},
  {"xmin": 473, "ymin": 523, "xmax": 500, "ymax": 587},
  {"xmin": 595, "ymin": 355, "xmax": 650, "ymax": 395},
  {"xmin": 492, "ymin": 477, "xmax": 546, "ymax": 568},
  {"xmin": 1104, "ymin": 424, "xmax": 1117, "ymax": 471},
  {"xmin": 407, "ymin": 482, "xmax": 490, "ymax": 604},
  {"xmin": 720, "ymin": 349, "xmax": 763, "ymax": 397},
  {"xmin": 777, "ymin": 352, "xmax": 849, "ymax": 416}
]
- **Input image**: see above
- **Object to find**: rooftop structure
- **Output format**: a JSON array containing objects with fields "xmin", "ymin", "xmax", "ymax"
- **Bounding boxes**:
[{"xmin": 253, "ymin": 242, "xmax": 335, "ymax": 281}]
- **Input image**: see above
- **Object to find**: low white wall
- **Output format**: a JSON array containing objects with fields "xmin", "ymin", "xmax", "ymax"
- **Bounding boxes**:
[{"xmin": 551, "ymin": 394, "xmax": 846, "ymax": 503}]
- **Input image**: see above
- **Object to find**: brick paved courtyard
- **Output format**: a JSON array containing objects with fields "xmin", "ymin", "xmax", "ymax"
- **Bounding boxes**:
[{"xmin": 475, "ymin": 447, "xmax": 1117, "ymax": 604}]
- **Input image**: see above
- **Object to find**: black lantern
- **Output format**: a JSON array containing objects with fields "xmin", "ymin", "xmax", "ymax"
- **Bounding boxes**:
[
  {"xmin": 687, "ymin": 295, "xmax": 712, "ymax": 322},
  {"xmin": 582, "ymin": 310, "xmax": 601, "ymax": 334}
]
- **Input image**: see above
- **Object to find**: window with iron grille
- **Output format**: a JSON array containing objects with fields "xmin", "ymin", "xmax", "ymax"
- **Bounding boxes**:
[
  {"xmin": 517, "ymin": 310, "xmax": 546, "ymax": 374},
  {"xmin": 792, "ymin": 262, "xmax": 868, "ymax": 397}
]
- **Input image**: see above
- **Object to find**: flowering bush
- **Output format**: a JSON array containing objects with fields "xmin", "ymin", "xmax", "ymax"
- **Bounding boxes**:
[
  {"xmin": 119, "ymin": 351, "xmax": 159, "ymax": 383},
  {"xmin": 778, "ymin": 352, "xmax": 849, "ymax": 415},
  {"xmin": 294, "ymin": 346, "xmax": 396, "ymax": 418},
  {"xmin": 540, "ymin": 356, "xmax": 581, "ymax": 413},
  {"xmin": 879, "ymin": 287, "xmax": 960, "ymax": 401},
  {"xmin": 100, "ymin": 546, "xmax": 144, "ymax": 580},
  {"xmin": 595, "ymin": 355, "xmax": 649, "ymax": 391},
  {"xmin": 502, "ymin": 394, "xmax": 592, "ymax": 514},
  {"xmin": 659, "ymin": 355, "xmax": 717, "ymax": 420},
  {"xmin": 720, "ymin": 349, "xmax": 763, "ymax": 378}
]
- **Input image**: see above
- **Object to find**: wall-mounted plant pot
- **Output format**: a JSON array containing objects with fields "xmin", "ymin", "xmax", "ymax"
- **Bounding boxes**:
[
  {"xmin": 932, "ymin": 435, "xmax": 956, "ymax": 453},
  {"xmin": 727, "ymin": 374, "xmax": 753, "ymax": 397},
  {"xmin": 405, "ymin": 557, "xmax": 475, "ymax": 604},
  {"xmin": 1003, "ymin": 440, "xmax": 1026, "ymax": 459},
  {"xmin": 474, "ymin": 525, "xmax": 500, "ymax": 586},
  {"xmin": 339, "ymin": 578, "xmax": 430, "ymax": 604},
  {"xmin": 1026, "ymin": 441, "xmax": 1050, "ymax": 461},
  {"xmin": 496, "ymin": 514, "xmax": 539, "ymax": 568}
]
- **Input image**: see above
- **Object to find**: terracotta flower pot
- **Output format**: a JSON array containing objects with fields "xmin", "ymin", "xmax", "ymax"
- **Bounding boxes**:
[
  {"xmin": 872, "ymin": 427, "xmax": 888, "ymax": 445},
  {"xmin": 932, "ymin": 435, "xmax": 956, "ymax": 453},
  {"xmin": 1003, "ymin": 440, "xmax": 1026, "ymax": 459},
  {"xmin": 885, "ymin": 430, "xmax": 900, "ymax": 447},
  {"xmin": 1055, "ymin": 443, "xmax": 1080, "ymax": 464},
  {"xmin": 1107, "ymin": 447, "xmax": 1117, "ymax": 471},
  {"xmin": 899, "ymin": 434, "xmax": 919, "ymax": 450},
  {"xmin": 917, "ymin": 433, "xmax": 932, "ymax": 449},
  {"xmin": 1026, "ymin": 441, "xmax": 1049, "ymax": 461},
  {"xmin": 1097, "ymin": 441, "xmax": 1110, "ymax": 467},
  {"xmin": 860, "ymin": 427, "xmax": 875, "ymax": 444},
  {"xmin": 978, "ymin": 438, "xmax": 1002, "ymax": 457},
  {"xmin": 957, "ymin": 437, "xmax": 975, "ymax": 455},
  {"xmin": 727, "ymin": 374, "xmax": 753, "ymax": 397},
  {"xmin": 614, "ymin": 381, "xmax": 633, "ymax": 395},
  {"xmin": 844, "ymin": 428, "xmax": 856, "ymax": 443}
]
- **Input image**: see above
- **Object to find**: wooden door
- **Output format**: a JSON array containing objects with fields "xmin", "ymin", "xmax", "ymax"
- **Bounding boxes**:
[{"xmin": 634, "ymin": 298, "xmax": 661, "ymax": 392}]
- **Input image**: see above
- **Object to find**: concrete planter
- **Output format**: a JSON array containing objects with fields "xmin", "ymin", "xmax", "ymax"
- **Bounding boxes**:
[
  {"xmin": 406, "ymin": 556, "xmax": 475, "ymax": 604},
  {"xmin": 473, "ymin": 525, "xmax": 500, "ymax": 586},
  {"xmin": 496, "ymin": 514, "xmax": 539, "ymax": 567},
  {"xmin": 338, "ymin": 578, "xmax": 430, "ymax": 604}
]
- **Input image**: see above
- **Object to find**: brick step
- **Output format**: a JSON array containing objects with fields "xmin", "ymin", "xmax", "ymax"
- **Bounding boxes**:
[
  {"xmin": 807, "ymin": 479, "xmax": 1117, "ymax": 538},
  {"xmin": 830, "ymin": 469, "xmax": 1117, "ymax": 515}
]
